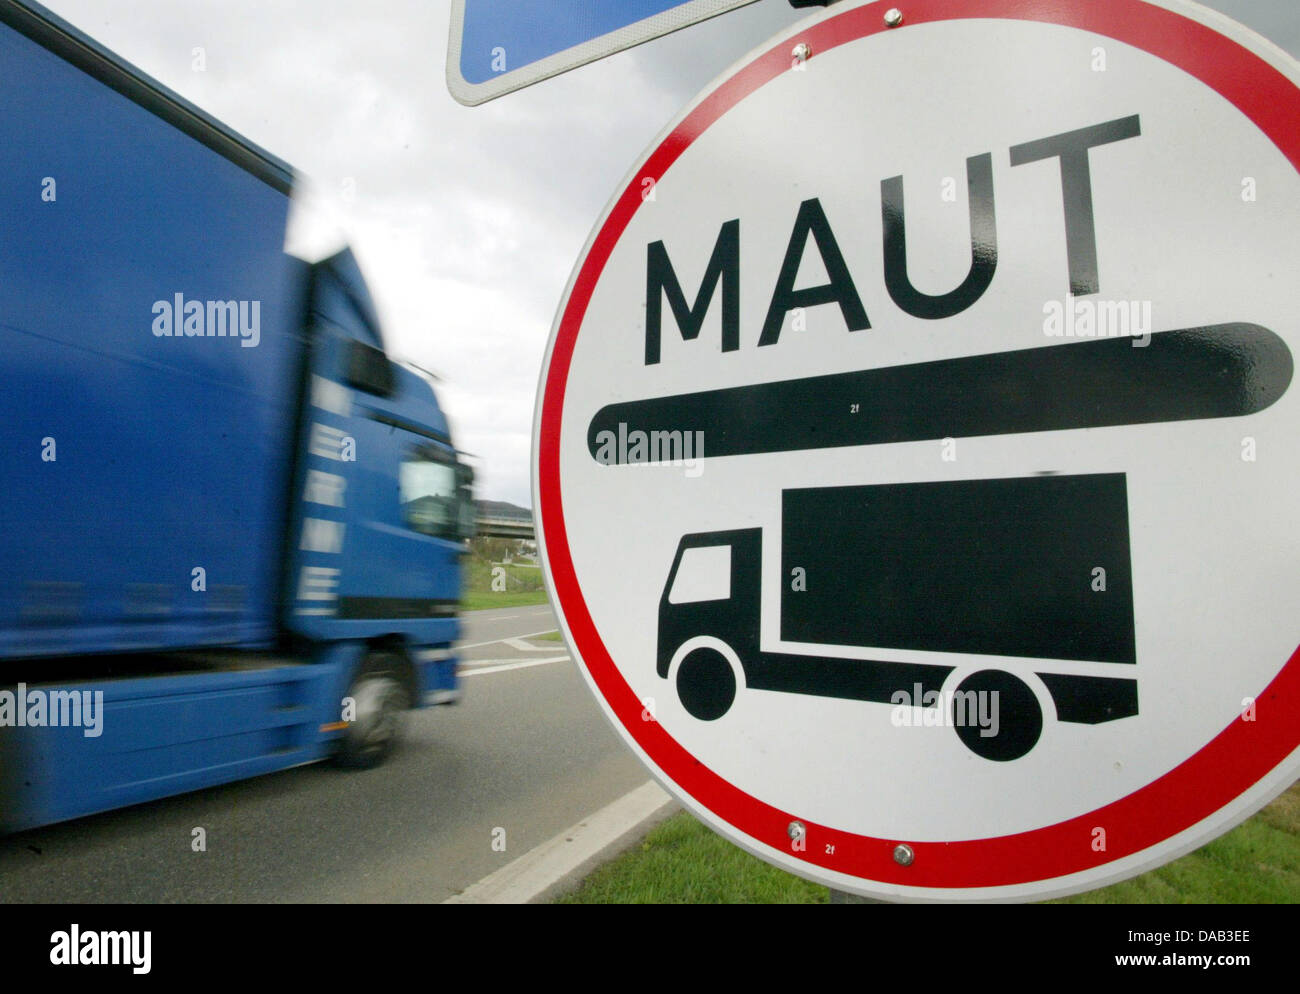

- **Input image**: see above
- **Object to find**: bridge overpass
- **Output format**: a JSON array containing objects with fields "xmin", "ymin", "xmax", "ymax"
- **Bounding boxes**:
[
  {"xmin": 475, "ymin": 513, "xmax": 535, "ymax": 540},
  {"xmin": 474, "ymin": 499, "xmax": 535, "ymax": 539}
]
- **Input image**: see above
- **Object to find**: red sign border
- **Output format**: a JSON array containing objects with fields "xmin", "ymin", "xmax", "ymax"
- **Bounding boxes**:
[{"xmin": 536, "ymin": 0, "xmax": 1300, "ymax": 890}]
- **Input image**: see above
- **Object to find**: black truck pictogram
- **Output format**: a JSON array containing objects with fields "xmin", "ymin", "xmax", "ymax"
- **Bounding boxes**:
[{"xmin": 657, "ymin": 474, "xmax": 1140, "ymax": 760}]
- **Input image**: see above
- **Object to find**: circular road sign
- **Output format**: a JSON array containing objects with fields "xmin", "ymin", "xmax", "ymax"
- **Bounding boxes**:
[{"xmin": 533, "ymin": 0, "xmax": 1300, "ymax": 901}]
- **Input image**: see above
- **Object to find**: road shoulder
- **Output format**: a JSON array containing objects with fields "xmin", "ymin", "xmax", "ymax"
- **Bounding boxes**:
[{"xmin": 444, "ymin": 781, "xmax": 677, "ymax": 904}]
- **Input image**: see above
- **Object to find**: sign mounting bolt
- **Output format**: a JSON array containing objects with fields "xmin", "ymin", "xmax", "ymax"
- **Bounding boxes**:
[
  {"xmin": 884, "ymin": 8, "xmax": 904, "ymax": 28},
  {"xmin": 788, "ymin": 820, "xmax": 806, "ymax": 841},
  {"xmin": 791, "ymin": 42, "xmax": 811, "ymax": 64},
  {"xmin": 893, "ymin": 843, "xmax": 915, "ymax": 866}
]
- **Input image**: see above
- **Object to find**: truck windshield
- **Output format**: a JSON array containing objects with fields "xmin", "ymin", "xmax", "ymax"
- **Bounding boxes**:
[
  {"xmin": 400, "ymin": 450, "xmax": 458, "ymax": 539},
  {"xmin": 668, "ymin": 544, "xmax": 731, "ymax": 603}
]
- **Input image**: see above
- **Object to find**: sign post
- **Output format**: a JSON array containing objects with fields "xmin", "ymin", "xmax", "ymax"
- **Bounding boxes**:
[
  {"xmin": 534, "ymin": 0, "xmax": 1300, "ymax": 900},
  {"xmin": 447, "ymin": 0, "xmax": 762, "ymax": 105}
]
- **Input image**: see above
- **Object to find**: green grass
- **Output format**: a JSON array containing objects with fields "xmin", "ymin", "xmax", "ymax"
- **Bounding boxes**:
[
  {"xmin": 530, "ymin": 630, "xmax": 564, "ymax": 642},
  {"xmin": 555, "ymin": 784, "xmax": 1300, "ymax": 904},
  {"xmin": 554, "ymin": 811, "xmax": 827, "ymax": 904},
  {"xmin": 1054, "ymin": 783, "xmax": 1300, "ymax": 904},
  {"xmin": 460, "ymin": 547, "xmax": 547, "ymax": 611},
  {"xmin": 461, "ymin": 590, "xmax": 549, "ymax": 611}
]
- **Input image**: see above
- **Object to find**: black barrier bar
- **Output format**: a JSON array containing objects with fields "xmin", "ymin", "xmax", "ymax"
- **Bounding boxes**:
[{"xmin": 588, "ymin": 324, "xmax": 1292, "ymax": 461}]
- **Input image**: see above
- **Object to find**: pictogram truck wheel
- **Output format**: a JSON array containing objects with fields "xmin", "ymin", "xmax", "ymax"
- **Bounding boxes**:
[
  {"xmin": 675, "ymin": 645, "xmax": 738, "ymax": 721},
  {"xmin": 951, "ymin": 669, "xmax": 1043, "ymax": 762}
]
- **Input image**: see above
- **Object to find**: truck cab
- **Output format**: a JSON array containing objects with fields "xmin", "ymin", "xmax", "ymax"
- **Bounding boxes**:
[{"xmin": 285, "ymin": 248, "xmax": 475, "ymax": 727}]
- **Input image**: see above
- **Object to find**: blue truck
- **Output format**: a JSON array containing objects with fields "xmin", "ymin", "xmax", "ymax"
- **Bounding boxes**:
[{"xmin": 0, "ymin": 0, "xmax": 474, "ymax": 830}]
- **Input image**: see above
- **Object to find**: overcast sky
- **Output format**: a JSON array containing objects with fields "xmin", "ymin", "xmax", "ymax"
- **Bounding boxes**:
[{"xmin": 40, "ymin": 0, "xmax": 1300, "ymax": 508}]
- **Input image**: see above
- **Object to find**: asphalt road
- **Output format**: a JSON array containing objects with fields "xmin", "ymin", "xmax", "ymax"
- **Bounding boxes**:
[{"xmin": 0, "ymin": 604, "xmax": 650, "ymax": 902}]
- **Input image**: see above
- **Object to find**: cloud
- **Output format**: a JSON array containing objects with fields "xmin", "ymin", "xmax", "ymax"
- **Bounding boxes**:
[
  {"xmin": 42, "ymin": 0, "xmax": 810, "ymax": 505},
  {"xmin": 36, "ymin": 0, "xmax": 1299, "ymax": 505}
]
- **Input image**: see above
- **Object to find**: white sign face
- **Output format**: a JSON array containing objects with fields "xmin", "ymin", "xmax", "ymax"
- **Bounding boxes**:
[{"xmin": 534, "ymin": 0, "xmax": 1300, "ymax": 901}]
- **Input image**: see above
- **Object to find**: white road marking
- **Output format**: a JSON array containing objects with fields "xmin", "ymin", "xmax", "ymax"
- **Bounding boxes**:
[
  {"xmin": 460, "ymin": 656, "xmax": 570, "ymax": 677},
  {"xmin": 457, "ymin": 628, "xmax": 558, "ymax": 651},
  {"xmin": 444, "ymin": 781, "xmax": 675, "ymax": 904},
  {"xmin": 460, "ymin": 655, "xmax": 566, "ymax": 669},
  {"xmin": 504, "ymin": 636, "xmax": 561, "ymax": 652}
]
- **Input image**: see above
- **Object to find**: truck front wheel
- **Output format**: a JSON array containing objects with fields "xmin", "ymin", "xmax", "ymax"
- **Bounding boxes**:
[
  {"xmin": 336, "ymin": 652, "xmax": 411, "ymax": 769},
  {"xmin": 676, "ymin": 646, "xmax": 737, "ymax": 721}
]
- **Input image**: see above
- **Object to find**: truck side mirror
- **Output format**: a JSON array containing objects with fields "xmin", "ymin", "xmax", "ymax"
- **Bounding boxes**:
[
  {"xmin": 343, "ymin": 340, "xmax": 395, "ymax": 397},
  {"xmin": 456, "ymin": 463, "xmax": 476, "ymax": 541}
]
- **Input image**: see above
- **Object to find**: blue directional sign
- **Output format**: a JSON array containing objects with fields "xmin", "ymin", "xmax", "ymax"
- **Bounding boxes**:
[{"xmin": 446, "ymin": 0, "xmax": 761, "ymax": 105}]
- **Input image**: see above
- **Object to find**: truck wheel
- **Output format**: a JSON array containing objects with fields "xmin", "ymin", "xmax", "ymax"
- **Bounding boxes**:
[
  {"xmin": 676, "ymin": 646, "xmax": 737, "ymax": 721},
  {"xmin": 952, "ymin": 670, "xmax": 1042, "ymax": 762},
  {"xmin": 336, "ymin": 653, "xmax": 410, "ymax": 770}
]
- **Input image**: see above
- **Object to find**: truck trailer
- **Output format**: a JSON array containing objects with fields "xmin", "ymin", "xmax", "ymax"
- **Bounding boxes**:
[{"xmin": 0, "ymin": 0, "xmax": 473, "ymax": 830}]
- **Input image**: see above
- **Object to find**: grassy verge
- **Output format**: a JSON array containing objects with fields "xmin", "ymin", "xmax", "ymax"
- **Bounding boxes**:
[
  {"xmin": 555, "ymin": 810, "xmax": 827, "ymax": 904},
  {"xmin": 529, "ymin": 630, "xmax": 564, "ymax": 642},
  {"xmin": 556, "ymin": 783, "xmax": 1300, "ymax": 904},
  {"xmin": 460, "ymin": 541, "xmax": 547, "ymax": 610},
  {"xmin": 1054, "ymin": 783, "xmax": 1300, "ymax": 903},
  {"xmin": 461, "ymin": 590, "xmax": 549, "ymax": 611}
]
